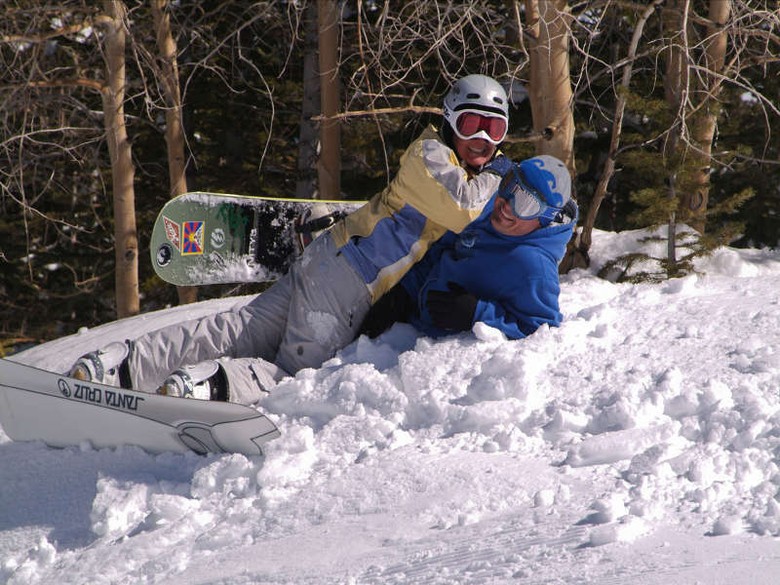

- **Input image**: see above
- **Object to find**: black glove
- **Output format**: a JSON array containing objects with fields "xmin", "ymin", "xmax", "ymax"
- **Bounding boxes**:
[
  {"xmin": 359, "ymin": 284, "xmax": 415, "ymax": 338},
  {"xmin": 426, "ymin": 282, "xmax": 478, "ymax": 332}
]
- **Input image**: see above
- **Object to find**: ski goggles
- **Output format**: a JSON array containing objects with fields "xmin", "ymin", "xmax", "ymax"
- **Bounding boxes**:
[
  {"xmin": 453, "ymin": 110, "xmax": 508, "ymax": 144},
  {"xmin": 497, "ymin": 167, "xmax": 560, "ymax": 221}
]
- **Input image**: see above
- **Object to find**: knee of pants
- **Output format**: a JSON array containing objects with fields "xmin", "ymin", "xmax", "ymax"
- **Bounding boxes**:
[{"xmin": 218, "ymin": 357, "xmax": 289, "ymax": 405}]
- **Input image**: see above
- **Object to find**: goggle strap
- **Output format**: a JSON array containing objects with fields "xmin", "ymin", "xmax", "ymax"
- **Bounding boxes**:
[{"xmin": 452, "ymin": 104, "xmax": 508, "ymax": 118}]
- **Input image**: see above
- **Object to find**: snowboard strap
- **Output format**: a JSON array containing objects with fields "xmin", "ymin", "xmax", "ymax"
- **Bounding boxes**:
[
  {"xmin": 118, "ymin": 340, "xmax": 134, "ymax": 389},
  {"xmin": 293, "ymin": 211, "xmax": 346, "ymax": 235},
  {"xmin": 294, "ymin": 210, "xmax": 348, "ymax": 252}
]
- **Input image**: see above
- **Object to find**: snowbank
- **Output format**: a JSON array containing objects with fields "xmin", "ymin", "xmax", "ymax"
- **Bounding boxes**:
[{"xmin": 2, "ymin": 229, "xmax": 780, "ymax": 584}]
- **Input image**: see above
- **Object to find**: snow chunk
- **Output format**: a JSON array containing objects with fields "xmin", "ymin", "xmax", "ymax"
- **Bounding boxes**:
[
  {"xmin": 90, "ymin": 476, "xmax": 153, "ymax": 539},
  {"xmin": 565, "ymin": 422, "xmax": 681, "ymax": 467}
]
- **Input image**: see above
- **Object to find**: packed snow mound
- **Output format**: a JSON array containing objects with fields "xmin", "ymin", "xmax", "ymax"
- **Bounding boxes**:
[{"xmin": 2, "ymin": 228, "xmax": 780, "ymax": 584}]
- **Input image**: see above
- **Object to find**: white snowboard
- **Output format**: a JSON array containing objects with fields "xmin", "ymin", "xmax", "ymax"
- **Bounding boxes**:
[{"xmin": 0, "ymin": 358, "xmax": 280, "ymax": 456}]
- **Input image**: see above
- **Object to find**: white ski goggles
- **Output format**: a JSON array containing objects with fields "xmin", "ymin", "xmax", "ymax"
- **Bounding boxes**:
[
  {"xmin": 497, "ymin": 167, "xmax": 560, "ymax": 222},
  {"xmin": 452, "ymin": 110, "xmax": 508, "ymax": 145}
]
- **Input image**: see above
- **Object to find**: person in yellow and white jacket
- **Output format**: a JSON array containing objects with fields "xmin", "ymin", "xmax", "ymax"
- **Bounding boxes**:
[{"xmin": 70, "ymin": 74, "xmax": 515, "ymax": 405}]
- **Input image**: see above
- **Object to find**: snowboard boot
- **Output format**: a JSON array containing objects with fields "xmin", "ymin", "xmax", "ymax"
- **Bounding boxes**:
[
  {"xmin": 70, "ymin": 341, "xmax": 132, "ymax": 388},
  {"xmin": 157, "ymin": 361, "xmax": 229, "ymax": 401}
]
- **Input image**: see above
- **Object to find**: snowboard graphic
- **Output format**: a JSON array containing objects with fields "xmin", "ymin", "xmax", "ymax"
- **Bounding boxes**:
[
  {"xmin": 150, "ymin": 192, "xmax": 363, "ymax": 286},
  {"xmin": 0, "ymin": 358, "xmax": 280, "ymax": 456}
]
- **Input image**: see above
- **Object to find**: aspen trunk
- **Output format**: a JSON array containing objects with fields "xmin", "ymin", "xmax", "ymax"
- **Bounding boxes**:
[
  {"xmin": 152, "ymin": 0, "xmax": 197, "ymax": 304},
  {"xmin": 525, "ymin": 0, "xmax": 575, "ymax": 172},
  {"xmin": 685, "ymin": 0, "xmax": 731, "ymax": 234},
  {"xmin": 101, "ymin": 0, "xmax": 139, "ymax": 318}
]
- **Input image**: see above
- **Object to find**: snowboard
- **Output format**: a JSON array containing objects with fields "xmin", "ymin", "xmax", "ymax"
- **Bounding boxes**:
[
  {"xmin": 150, "ymin": 192, "xmax": 363, "ymax": 286},
  {"xmin": 0, "ymin": 358, "xmax": 280, "ymax": 456}
]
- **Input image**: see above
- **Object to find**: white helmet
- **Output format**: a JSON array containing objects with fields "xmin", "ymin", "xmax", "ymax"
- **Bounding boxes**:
[{"xmin": 442, "ymin": 74, "xmax": 509, "ymax": 144}]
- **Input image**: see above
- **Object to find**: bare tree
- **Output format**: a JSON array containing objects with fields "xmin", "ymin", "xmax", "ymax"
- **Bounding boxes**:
[
  {"xmin": 0, "ymin": 2, "xmax": 141, "ymax": 318},
  {"xmin": 318, "ymin": 0, "xmax": 341, "ymax": 198},
  {"xmin": 151, "ymin": 0, "xmax": 188, "ymax": 199},
  {"xmin": 566, "ymin": 0, "xmax": 665, "ymax": 271},
  {"xmin": 661, "ymin": 0, "xmax": 773, "ymax": 265},
  {"xmin": 682, "ymin": 0, "xmax": 731, "ymax": 233},
  {"xmin": 523, "ymin": 0, "xmax": 575, "ymax": 170},
  {"xmin": 296, "ymin": 1, "xmax": 320, "ymax": 199},
  {"xmin": 1, "ymin": 4, "xmax": 107, "ymax": 269},
  {"xmin": 101, "ymin": 0, "xmax": 139, "ymax": 318},
  {"xmin": 151, "ymin": 0, "xmax": 197, "ymax": 305},
  {"xmin": 336, "ymin": 4, "xmax": 526, "ymax": 125}
]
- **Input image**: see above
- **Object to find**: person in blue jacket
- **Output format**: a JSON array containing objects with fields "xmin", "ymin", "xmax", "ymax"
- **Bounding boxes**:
[{"xmin": 360, "ymin": 155, "xmax": 577, "ymax": 340}]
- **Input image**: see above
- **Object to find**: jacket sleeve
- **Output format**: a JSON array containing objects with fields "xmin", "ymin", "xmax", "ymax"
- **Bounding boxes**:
[{"xmin": 398, "ymin": 233, "xmax": 451, "ymax": 306}]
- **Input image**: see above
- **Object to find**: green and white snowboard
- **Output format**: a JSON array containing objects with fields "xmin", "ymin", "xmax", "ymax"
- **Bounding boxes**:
[{"xmin": 150, "ymin": 192, "xmax": 362, "ymax": 286}]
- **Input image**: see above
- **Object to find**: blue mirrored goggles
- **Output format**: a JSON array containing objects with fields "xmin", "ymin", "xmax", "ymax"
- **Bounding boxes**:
[{"xmin": 497, "ymin": 168, "xmax": 562, "ymax": 223}]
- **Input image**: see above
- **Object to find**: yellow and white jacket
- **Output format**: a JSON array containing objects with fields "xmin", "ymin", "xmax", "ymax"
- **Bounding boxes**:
[{"xmin": 330, "ymin": 125, "xmax": 503, "ymax": 301}]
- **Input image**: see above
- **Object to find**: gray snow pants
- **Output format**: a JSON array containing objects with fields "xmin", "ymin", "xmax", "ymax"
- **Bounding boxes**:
[{"xmin": 127, "ymin": 234, "xmax": 372, "ymax": 404}]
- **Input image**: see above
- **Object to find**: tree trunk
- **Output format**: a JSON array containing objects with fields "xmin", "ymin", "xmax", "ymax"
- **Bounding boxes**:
[
  {"xmin": 317, "ymin": 0, "xmax": 341, "ymax": 199},
  {"xmin": 524, "ymin": 0, "xmax": 577, "ymax": 273},
  {"xmin": 151, "ymin": 0, "xmax": 197, "ymax": 305},
  {"xmin": 661, "ymin": 0, "xmax": 690, "ymax": 264},
  {"xmin": 101, "ymin": 0, "xmax": 139, "ymax": 319},
  {"xmin": 525, "ymin": 0, "xmax": 575, "ymax": 172},
  {"xmin": 296, "ymin": 0, "xmax": 320, "ymax": 199},
  {"xmin": 685, "ymin": 0, "xmax": 731, "ymax": 234}
]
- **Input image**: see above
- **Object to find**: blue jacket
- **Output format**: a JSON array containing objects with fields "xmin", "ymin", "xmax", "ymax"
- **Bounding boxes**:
[{"xmin": 400, "ymin": 194, "xmax": 577, "ymax": 339}]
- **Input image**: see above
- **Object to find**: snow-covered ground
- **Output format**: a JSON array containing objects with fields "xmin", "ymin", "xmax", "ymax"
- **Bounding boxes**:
[{"xmin": 2, "ymin": 228, "xmax": 780, "ymax": 584}]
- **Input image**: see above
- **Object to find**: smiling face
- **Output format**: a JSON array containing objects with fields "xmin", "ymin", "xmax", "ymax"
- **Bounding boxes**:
[
  {"xmin": 453, "ymin": 135, "xmax": 498, "ymax": 170},
  {"xmin": 490, "ymin": 196, "xmax": 541, "ymax": 236}
]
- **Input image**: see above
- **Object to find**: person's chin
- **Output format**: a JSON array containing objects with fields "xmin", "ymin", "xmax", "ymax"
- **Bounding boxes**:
[{"xmin": 467, "ymin": 156, "xmax": 491, "ymax": 168}]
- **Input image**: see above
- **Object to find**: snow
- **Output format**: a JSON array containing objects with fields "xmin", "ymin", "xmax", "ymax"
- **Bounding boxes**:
[{"xmin": 2, "ymin": 228, "xmax": 780, "ymax": 584}]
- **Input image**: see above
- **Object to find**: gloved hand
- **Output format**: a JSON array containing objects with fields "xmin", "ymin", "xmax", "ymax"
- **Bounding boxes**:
[
  {"xmin": 484, "ymin": 154, "xmax": 513, "ymax": 177},
  {"xmin": 426, "ymin": 282, "xmax": 478, "ymax": 332},
  {"xmin": 359, "ymin": 284, "xmax": 415, "ymax": 338}
]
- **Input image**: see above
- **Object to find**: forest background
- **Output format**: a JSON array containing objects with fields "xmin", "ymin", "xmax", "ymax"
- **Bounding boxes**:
[{"xmin": 1, "ymin": 0, "xmax": 778, "ymax": 352}]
